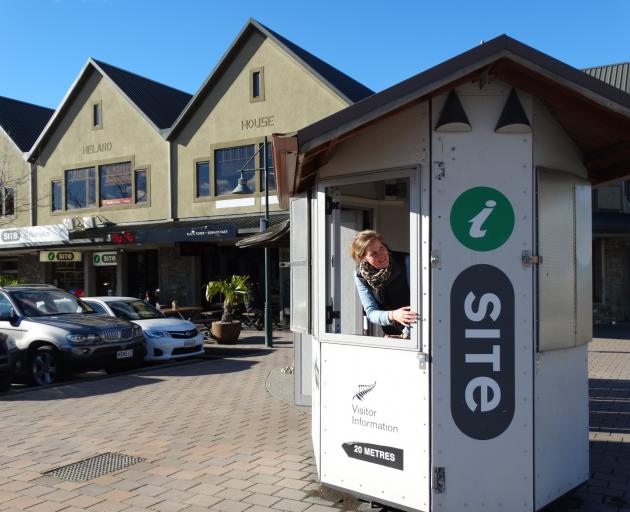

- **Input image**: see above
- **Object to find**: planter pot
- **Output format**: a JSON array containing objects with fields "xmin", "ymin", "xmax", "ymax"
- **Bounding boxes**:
[{"xmin": 211, "ymin": 321, "xmax": 242, "ymax": 344}]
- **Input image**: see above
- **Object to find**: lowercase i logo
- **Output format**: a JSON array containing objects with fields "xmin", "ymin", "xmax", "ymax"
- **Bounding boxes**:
[{"xmin": 450, "ymin": 187, "xmax": 515, "ymax": 251}]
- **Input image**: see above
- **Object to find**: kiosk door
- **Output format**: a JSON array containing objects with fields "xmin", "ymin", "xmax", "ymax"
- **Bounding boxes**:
[{"xmin": 316, "ymin": 171, "xmax": 430, "ymax": 512}]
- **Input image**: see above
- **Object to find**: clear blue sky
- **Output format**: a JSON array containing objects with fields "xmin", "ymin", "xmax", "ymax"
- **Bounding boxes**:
[{"xmin": 2, "ymin": 0, "xmax": 630, "ymax": 109}]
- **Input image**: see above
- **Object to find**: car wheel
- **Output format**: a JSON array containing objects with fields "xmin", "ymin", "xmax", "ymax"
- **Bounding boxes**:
[{"xmin": 31, "ymin": 347, "xmax": 60, "ymax": 386}]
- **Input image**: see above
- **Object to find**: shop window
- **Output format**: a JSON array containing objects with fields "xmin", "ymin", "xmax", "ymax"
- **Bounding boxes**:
[
  {"xmin": 259, "ymin": 142, "xmax": 276, "ymax": 192},
  {"xmin": 135, "ymin": 169, "xmax": 148, "ymax": 204},
  {"xmin": 1, "ymin": 187, "xmax": 14, "ymax": 216},
  {"xmin": 321, "ymin": 174, "xmax": 418, "ymax": 348},
  {"xmin": 66, "ymin": 166, "xmax": 96, "ymax": 210},
  {"xmin": 250, "ymin": 67, "xmax": 265, "ymax": 102},
  {"xmin": 196, "ymin": 161, "xmax": 210, "ymax": 197},
  {"xmin": 0, "ymin": 259, "xmax": 18, "ymax": 279},
  {"xmin": 92, "ymin": 102, "xmax": 102, "ymax": 129},
  {"xmin": 52, "ymin": 180, "xmax": 62, "ymax": 212},
  {"xmin": 100, "ymin": 161, "xmax": 131, "ymax": 206},
  {"xmin": 214, "ymin": 145, "xmax": 255, "ymax": 196}
]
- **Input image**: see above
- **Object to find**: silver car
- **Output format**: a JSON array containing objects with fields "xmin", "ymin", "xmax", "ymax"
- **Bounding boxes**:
[{"xmin": 0, "ymin": 285, "xmax": 146, "ymax": 385}]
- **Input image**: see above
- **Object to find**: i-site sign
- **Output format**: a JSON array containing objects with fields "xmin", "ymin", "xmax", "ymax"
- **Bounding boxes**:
[{"xmin": 449, "ymin": 187, "xmax": 516, "ymax": 440}]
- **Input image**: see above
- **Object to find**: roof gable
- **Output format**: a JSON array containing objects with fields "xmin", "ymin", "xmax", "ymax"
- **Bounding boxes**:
[
  {"xmin": 28, "ymin": 59, "xmax": 192, "ymax": 161},
  {"xmin": 0, "ymin": 96, "xmax": 53, "ymax": 153},
  {"xmin": 168, "ymin": 18, "xmax": 373, "ymax": 139}
]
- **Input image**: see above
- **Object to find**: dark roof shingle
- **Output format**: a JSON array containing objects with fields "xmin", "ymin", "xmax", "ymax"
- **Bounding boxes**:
[
  {"xmin": 92, "ymin": 59, "xmax": 193, "ymax": 129},
  {"xmin": 0, "ymin": 96, "xmax": 54, "ymax": 152}
]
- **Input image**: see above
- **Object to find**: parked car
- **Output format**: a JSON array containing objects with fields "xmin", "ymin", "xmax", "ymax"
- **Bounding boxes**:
[
  {"xmin": 0, "ymin": 332, "xmax": 19, "ymax": 391},
  {"xmin": 83, "ymin": 297, "xmax": 205, "ymax": 361},
  {"xmin": 0, "ymin": 284, "xmax": 146, "ymax": 386}
]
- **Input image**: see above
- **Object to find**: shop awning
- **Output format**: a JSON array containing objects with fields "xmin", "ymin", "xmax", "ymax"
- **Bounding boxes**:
[{"xmin": 236, "ymin": 219, "xmax": 290, "ymax": 248}]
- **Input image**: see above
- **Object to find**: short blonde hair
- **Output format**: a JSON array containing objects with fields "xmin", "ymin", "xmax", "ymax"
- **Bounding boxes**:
[{"xmin": 349, "ymin": 230, "xmax": 382, "ymax": 262}]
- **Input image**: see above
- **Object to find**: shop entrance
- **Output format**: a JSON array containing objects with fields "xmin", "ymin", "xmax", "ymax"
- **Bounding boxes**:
[
  {"xmin": 95, "ymin": 266, "xmax": 117, "ymax": 296},
  {"xmin": 126, "ymin": 250, "xmax": 158, "ymax": 300},
  {"xmin": 52, "ymin": 261, "xmax": 84, "ymax": 295}
]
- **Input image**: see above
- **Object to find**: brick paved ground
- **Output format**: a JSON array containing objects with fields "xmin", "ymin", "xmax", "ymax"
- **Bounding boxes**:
[
  {"xmin": 0, "ymin": 332, "xmax": 360, "ymax": 512},
  {"xmin": 1, "ymin": 331, "xmax": 629, "ymax": 512}
]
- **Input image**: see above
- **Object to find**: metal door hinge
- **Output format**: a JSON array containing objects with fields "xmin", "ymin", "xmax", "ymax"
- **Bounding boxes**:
[
  {"xmin": 430, "ymin": 251, "xmax": 440, "ymax": 268},
  {"xmin": 522, "ymin": 251, "xmax": 542, "ymax": 266},
  {"xmin": 325, "ymin": 196, "xmax": 339, "ymax": 215},
  {"xmin": 433, "ymin": 467, "xmax": 446, "ymax": 493},
  {"xmin": 417, "ymin": 352, "xmax": 430, "ymax": 370},
  {"xmin": 433, "ymin": 161, "xmax": 445, "ymax": 181}
]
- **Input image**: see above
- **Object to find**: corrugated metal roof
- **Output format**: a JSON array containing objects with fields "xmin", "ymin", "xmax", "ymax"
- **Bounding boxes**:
[
  {"xmin": 584, "ymin": 63, "xmax": 630, "ymax": 94},
  {"xmin": 92, "ymin": 59, "xmax": 193, "ymax": 129},
  {"xmin": 0, "ymin": 96, "xmax": 54, "ymax": 152}
]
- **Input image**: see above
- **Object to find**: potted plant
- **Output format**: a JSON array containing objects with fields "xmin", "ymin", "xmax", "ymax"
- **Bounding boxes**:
[{"xmin": 205, "ymin": 275, "xmax": 250, "ymax": 343}]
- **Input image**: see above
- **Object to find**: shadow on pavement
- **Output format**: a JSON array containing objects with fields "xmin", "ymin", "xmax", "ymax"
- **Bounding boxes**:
[
  {"xmin": 2, "ymin": 357, "xmax": 258, "ymax": 401},
  {"xmin": 589, "ymin": 378, "xmax": 630, "ymax": 434}
]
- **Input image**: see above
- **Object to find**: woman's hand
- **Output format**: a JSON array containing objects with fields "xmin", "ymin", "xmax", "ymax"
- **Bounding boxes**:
[{"xmin": 390, "ymin": 306, "xmax": 418, "ymax": 327}]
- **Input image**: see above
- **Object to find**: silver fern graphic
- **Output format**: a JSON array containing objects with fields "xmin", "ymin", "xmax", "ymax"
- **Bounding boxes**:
[{"xmin": 353, "ymin": 382, "xmax": 376, "ymax": 401}]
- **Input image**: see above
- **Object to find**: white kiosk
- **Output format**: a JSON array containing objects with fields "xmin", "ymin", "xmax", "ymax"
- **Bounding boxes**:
[{"xmin": 273, "ymin": 35, "xmax": 630, "ymax": 512}]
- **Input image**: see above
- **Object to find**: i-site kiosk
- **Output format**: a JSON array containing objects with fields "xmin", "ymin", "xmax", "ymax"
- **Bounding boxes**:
[{"xmin": 273, "ymin": 35, "xmax": 630, "ymax": 512}]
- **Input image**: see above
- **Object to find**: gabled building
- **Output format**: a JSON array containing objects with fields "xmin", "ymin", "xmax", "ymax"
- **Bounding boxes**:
[
  {"xmin": 0, "ymin": 96, "xmax": 53, "ymax": 280},
  {"xmin": 0, "ymin": 18, "xmax": 372, "ymax": 308},
  {"xmin": 584, "ymin": 62, "xmax": 630, "ymax": 323}
]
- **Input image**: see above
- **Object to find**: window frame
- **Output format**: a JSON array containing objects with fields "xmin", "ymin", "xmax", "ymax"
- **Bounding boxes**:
[
  {"xmin": 54, "ymin": 156, "xmax": 148, "ymax": 213},
  {"xmin": 99, "ymin": 161, "xmax": 133, "ymax": 207},
  {"xmin": 194, "ymin": 158, "xmax": 212, "ymax": 199},
  {"xmin": 65, "ymin": 166, "xmax": 97, "ymax": 211},
  {"xmin": 51, "ymin": 180, "xmax": 62, "ymax": 212},
  {"xmin": 249, "ymin": 67, "xmax": 265, "ymax": 103},
  {"xmin": 314, "ymin": 167, "xmax": 425, "ymax": 351},
  {"xmin": 134, "ymin": 167, "xmax": 150, "ymax": 205},
  {"xmin": 0, "ymin": 186, "xmax": 15, "ymax": 217},
  {"xmin": 92, "ymin": 101, "xmax": 103, "ymax": 130}
]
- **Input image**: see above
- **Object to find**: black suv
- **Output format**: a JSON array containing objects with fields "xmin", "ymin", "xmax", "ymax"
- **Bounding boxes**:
[{"xmin": 0, "ymin": 285, "xmax": 146, "ymax": 385}]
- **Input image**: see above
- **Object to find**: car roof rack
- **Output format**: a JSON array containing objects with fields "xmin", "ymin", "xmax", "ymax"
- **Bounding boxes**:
[{"xmin": 1, "ymin": 284, "xmax": 60, "ymax": 290}]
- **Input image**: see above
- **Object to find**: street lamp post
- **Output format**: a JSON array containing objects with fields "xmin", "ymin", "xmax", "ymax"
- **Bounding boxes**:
[{"xmin": 232, "ymin": 136, "xmax": 273, "ymax": 348}]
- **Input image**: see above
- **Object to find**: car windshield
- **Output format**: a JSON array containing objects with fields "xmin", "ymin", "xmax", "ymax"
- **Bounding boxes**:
[
  {"xmin": 108, "ymin": 300, "xmax": 162, "ymax": 321},
  {"xmin": 11, "ymin": 289, "xmax": 92, "ymax": 317}
]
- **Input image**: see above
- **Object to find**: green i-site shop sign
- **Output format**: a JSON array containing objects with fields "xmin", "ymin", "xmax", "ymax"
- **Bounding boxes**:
[{"xmin": 450, "ymin": 187, "xmax": 515, "ymax": 252}]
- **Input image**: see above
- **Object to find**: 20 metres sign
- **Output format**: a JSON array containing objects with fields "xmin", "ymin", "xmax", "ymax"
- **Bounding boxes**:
[{"xmin": 449, "ymin": 187, "xmax": 515, "ymax": 440}]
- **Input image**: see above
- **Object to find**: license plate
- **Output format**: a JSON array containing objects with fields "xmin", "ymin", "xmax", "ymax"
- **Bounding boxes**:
[
  {"xmin": 184, "ymin": 340, "xmax": 196, "ymax": 347},
  {"xmin": 117, "ymin": 349, "xmax": 133, "ymax": 359}
]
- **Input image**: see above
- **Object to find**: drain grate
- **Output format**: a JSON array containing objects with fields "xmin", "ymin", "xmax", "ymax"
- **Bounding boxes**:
[{"xmin": 44, "ymin": 452, "xmax": 145, "ymax": 481}]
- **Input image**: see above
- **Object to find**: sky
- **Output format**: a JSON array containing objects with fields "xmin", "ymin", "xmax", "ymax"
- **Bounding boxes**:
[{"xmin": 2, "ymin": 0, "xmax": 630, "ymax": 109}]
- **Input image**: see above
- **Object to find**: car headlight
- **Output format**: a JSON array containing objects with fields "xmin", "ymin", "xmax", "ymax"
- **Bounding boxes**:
[
  {"xmin": 66, "ymin": 333, "xmax": 102, "ymax": 344},
  {"xmin": 145, "ymin": 330, "xmax": 167, "ymax": 338},
  {"xmin": 132, "ymin": 325, "xmax": 143, "ymax": 338},
  {"xmin": 5, "ymin": 338, "xmax": 16, "ymax": 350}
]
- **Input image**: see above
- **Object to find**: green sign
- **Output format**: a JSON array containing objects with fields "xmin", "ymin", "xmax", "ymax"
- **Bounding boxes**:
[{"xmin": 450, "ymin": 187, "xmax": 514, "ymax": 251}]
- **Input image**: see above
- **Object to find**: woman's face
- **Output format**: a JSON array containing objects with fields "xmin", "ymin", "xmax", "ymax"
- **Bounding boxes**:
[{"xmin": 362, "ymin": 238, "xmax": 389, "ymax": 269}]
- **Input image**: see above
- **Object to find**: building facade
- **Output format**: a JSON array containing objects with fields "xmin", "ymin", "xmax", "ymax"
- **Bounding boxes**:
[{"xmin": 0, "ymin": 19, "xmax": 372, "ymax": 313}]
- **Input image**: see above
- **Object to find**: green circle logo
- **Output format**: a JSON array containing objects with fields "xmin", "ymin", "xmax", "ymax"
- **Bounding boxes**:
[
  {"xmin": 47, "ymin": 252, "xmax": 56, "ymax": 261},
  {"xmin": 93, "ymin": 255, "xmax": 101, "ymax": 264},
  {"xmin": 450, "ymin": 187, "xmax": 515, "ymax": 251}
]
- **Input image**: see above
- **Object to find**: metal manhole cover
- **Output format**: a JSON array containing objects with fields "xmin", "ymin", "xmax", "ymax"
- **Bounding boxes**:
[{"xmin": 44, "ymin": 452, "xmax": 145, "ymax": 481}]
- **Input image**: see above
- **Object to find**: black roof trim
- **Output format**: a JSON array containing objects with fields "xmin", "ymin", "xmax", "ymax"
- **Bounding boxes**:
[{"xmin": 0, "ymin": 96, "xmax": 54, "ymax": 152}]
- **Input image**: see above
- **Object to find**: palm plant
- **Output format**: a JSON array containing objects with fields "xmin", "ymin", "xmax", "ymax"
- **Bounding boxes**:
[{"xmin": 205, "ymin": 275, "xmax": 250, "ymax": 323}]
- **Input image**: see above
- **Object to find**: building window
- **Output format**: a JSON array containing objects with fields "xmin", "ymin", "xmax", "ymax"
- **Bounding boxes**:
[
  {"xmin": 52, "ymin": 181, "xmax": 62, "ymax": 212},
  {"xmin": 0, "ymin": 259, "xmax": 18, "ymax": 280},
  {"xmin": 214, "ymin": 145, "xmax": 255, "ymax": 196},
  {"xmin": 196, "ymin": 161, "xmax": 210, "ymax": 197},
  {"xmin": 66, "ymin": 166, "xmax": 96, "ymax": 210},
  {"xmin": 250, "ymin": 67, "xmax": 265, "ymax": 103},
  {"xmin": 1, "ymin": 187, "xmax": 14, "ymax": 216},
  {"xmin": 100, "ymin": 161, "xmax": 131, "ymax": 206},
  {"xmin": 92, "ymin": 102, "xmax": 102, "ymax": 129},
  {"xmin": 135, "ymin": 169, "xmax": 147, "ymax": 204},
  {"xmin": 259, "ymin": 142, "xmax": 276, "ymax": 192},
  {"xmin": 593, "ymin": 238, "xmax": 604, "ymax": 304}
]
